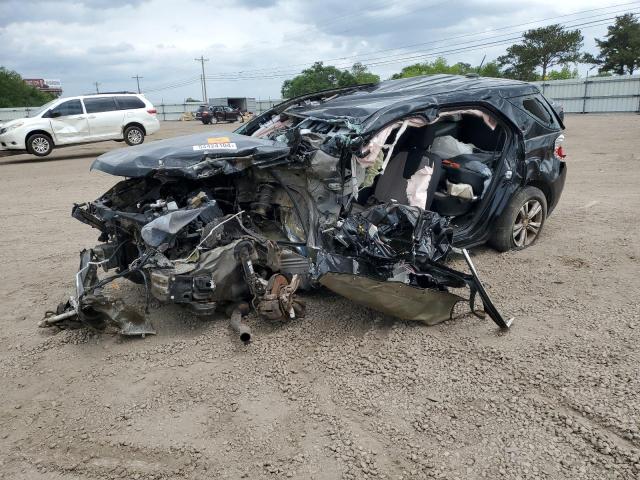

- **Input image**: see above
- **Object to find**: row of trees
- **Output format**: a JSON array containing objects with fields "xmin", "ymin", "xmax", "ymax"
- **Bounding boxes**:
[
  {"xmin": 281, "ymin": 14, "xmax": 640, "ymax": 97},
  {"xmin": 281, "ymin": 62, "xmax": 380, "ymax": 98},
  {"xmin": 0, "ymin": 67, "xmax": 55, "ymax": 108}
]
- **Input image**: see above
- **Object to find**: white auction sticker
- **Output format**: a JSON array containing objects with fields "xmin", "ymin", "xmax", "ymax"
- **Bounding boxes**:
[{"xmin": 192, "ymin": 142, "xmax": 238, "ymax": 151}]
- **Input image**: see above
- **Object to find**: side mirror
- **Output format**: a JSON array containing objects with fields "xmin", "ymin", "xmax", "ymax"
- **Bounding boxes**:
[{"xmin": 49, "ymin": 110, "xmax": 62, "ymax": 118}]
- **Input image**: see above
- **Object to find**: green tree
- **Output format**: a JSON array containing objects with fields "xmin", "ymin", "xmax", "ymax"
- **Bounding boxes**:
[
  {"xmin": 391, "ymin": 57, "xmax": 459, "ymax": 78},
  {"xmin": 498, "ymin": 24, "xmax": 583, "ymax": 80},
  {"xmin": 0, "ymin": 67, "xmax": 54, "ymax": 108},
  {"xmin": 390, "ymin": 57, "xmax": 503, "ymax": 79},
  {"xmin": 584, "ymin": 14, "xmax": 640, "ymax": 75},
  {"xmin": 478, "ymin": 61, "xmax": 503, "ymax": 78},
  {"xmin": 349, "ymin": 62, "xmax": 379, "ymax": 84},
  {"xmin": 281, "ymin": 62, "xmax": 379, "ymax": 98},
  {"xmin": 546, "ymin": 66, "xmax": 579, "ymax": 80}
]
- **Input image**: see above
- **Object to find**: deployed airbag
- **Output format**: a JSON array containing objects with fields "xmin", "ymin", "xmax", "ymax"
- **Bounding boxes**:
[{"xmin": 430, "ymin": 135, "xmax": 474, "ymax": 159}]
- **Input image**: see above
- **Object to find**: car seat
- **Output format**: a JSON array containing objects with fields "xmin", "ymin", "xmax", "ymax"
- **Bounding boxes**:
[
  {"xmin": 431, "ymin": 153, "xmax": 493, "ymax": 217},
  {"xmin": 372, "ymin": 125, "xmax": 444, "ymax": 210}
]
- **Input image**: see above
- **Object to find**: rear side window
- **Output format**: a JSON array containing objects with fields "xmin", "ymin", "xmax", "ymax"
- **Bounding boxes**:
[
  {"xmin": 49, "ymin": 100, "xmax": 83, "ymax": 117},
  {"xmin": 84, "ymin": 97, "xmax": 117, "ymax": 114},
  {"xmin": 522, "ymin": 98, "xmax": 553, "ymax": 124},
  {"xmin": 115, "ymin": 96, "xmax": 145, "ymax": 110}
]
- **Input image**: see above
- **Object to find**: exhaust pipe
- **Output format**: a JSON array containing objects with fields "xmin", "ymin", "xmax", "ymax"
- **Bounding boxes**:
[{"xmin": 228, "ymin": 303, "xmax": 251, "ymax": 343}]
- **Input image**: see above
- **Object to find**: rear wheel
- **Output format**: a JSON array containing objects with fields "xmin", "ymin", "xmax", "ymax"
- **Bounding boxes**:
[
  {"xmin": 489, "ymin": 186, "xmax": 547, "ymax": 252},
  {"xmin": 124, "ymin": 125, "xmax": 145, "ymax": 146},
  {"xmin": 26, "ymin": 133, "xmax": 53, "ymax": 157}
]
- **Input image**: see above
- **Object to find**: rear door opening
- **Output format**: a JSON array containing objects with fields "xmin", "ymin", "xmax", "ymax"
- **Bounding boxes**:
[{"xmin": 355, "ymin": 106, "xmax": 510, "ymax": 236}]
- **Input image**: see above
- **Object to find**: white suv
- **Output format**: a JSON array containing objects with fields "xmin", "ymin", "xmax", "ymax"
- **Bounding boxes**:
[{"xmin": 0, "ymin": 93, "xmax": 160, "ymax": 157}]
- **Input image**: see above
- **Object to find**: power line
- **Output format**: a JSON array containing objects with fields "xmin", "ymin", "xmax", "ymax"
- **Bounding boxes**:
[
  {"xmin": 198, "ymin": 18, "xmax": 625, "ymax": 82},
  {"xmin": 202, "ymin": 13, "xmax": 637, "ymax": 80},
  {"xmin": 207, "ymin": 8, "xmax": 639, "ymax": 79},
  {"xmin": 142, "ymin": 6, "xmax": 638, "ymax": 93},
  {"xmin": 210, "ymin": 1, "xmax": 640, "ymax": 77},
  {"xmin": 132, "ymin": 74, "xmax": 143, "ymax": 93},
  {"xmin": 352, "ymin": 15, "xmax": 635, "ymax": 70},
  {"xmin": 143, "ymin": 77, "xmax": 200, "ymax": 94}
]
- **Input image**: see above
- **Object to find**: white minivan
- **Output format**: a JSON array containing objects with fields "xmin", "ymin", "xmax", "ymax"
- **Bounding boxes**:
[{"xmin": 0, "ymin": 93, "xmax": 160, "ymax": 157}]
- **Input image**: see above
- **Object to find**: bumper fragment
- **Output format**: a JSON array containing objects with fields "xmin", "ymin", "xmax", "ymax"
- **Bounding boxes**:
[{"xmin": 40, "ymin": 249, "xmax": 156, "ymax": 336}]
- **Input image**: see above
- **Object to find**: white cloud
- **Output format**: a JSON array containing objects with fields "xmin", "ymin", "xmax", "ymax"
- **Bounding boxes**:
[{"xmin": 0, "ymin": 0, "xmax": 633, "ymax": 103}]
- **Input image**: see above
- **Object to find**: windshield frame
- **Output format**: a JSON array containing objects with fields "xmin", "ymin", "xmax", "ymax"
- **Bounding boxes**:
[{"xmin": 30, "ymin": 99, "xmax": 60, "ymax": 118}]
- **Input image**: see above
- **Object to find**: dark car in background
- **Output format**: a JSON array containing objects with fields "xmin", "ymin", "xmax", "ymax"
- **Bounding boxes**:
[
  {"xmin": 199, "ymin": 105, "xmax": 244, "ymax": 124},
  {"xmin": 194, "ymin": 104, "xmax": 208, "ymax": 121}
]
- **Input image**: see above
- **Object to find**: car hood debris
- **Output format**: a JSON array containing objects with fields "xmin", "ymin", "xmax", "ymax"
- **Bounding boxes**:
[{"xmin": 91, "ymin": 132, "xmax": 291, "ymax": 178}]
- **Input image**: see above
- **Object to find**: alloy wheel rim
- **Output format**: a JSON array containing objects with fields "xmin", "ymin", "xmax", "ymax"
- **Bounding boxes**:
[
  {"xmin": 32, "ymin": 137, "xmax": 49, "ymax": 154},
  {"xmin": 513, "ymin": 199, "xmax": 543, "ymax": 247},
  {"xmin": 128, "ymin": 129, "xmax": 142, "ymax": 144}
]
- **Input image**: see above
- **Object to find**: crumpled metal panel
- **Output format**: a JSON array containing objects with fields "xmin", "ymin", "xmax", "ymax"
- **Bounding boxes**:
[
  {"xmin": 319, "ymin": 272, "xmax": 463, "ymax": 325},
  {"xmin": 91, "ymin": 132, "xmax": 290, "ymax": 178},
  {"xmin": 272, "ymin": 74, "xmax": 541, "ymax": 135}
]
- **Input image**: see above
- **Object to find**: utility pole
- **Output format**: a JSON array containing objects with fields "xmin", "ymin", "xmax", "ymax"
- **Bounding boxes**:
[
  {"xmin": 132, "ymin": 74, "xmax": 143, "ymax": 93},
  {"xmin": 477, "ymin": 54, "xmax": 486, "ymax": 73},
  {"xmin": 93, "ymin": 81, "xmax": 100, "ymax": 94},
  {"xmin": 582, "ymin": 65, "xmax": 597, "ymax": 114},
  {"xmin": 195, "ymin": 56, "xmax": 209, "ymax": 104}
]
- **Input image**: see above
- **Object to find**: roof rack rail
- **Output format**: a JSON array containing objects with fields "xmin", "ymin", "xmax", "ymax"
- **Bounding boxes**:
[{"xmin": 82, "ymin": 91, "xmax": 138, "ymax": 96}]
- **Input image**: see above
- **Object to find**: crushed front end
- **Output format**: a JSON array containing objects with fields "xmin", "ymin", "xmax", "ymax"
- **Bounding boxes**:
[{"xmin": 43, "ymin": 123, "xmax": 511, "ymax": 341}]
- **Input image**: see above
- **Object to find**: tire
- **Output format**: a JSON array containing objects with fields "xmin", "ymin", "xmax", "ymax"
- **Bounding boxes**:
[
  {"xmin": 26, "ymin": 133, "xmax": 53, "ymax": 157},
  {"xmin": 124, "ymin": 125, "xmax": 145, "ymax": 146},
  {"xmin": 489, "ymin": 186, "xmax": 547, "ymax": 252}
]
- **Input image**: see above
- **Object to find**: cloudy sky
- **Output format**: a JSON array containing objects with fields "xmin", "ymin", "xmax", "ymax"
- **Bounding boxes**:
[{"xmin": 1, "ymin": 0, "xmax": 637, "ymax": 104}]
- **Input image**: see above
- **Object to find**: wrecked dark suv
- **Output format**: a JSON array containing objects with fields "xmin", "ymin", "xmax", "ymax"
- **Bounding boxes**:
[{"xmin": 43, "ymin": 74, "xmax": 566, "ymax": 339}]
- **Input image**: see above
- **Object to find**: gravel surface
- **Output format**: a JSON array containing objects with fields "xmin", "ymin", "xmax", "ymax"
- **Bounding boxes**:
[{"xmin": 0, "ymin": 115, "xmax": 639, "ymax": 480}]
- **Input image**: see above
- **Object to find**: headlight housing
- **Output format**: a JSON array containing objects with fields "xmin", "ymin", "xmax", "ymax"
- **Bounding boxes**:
[{"xmin": 0, "ymin": 122, "xmax": 24, "ymax": 134}]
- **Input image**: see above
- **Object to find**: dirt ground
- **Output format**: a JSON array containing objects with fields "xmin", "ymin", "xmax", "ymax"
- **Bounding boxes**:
[{"xmin": 0, "ymin": 115, "xmax": 639, "ymax": 480}]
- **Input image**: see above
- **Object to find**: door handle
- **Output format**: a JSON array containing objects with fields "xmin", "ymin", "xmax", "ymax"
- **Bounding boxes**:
[
  {"xmin": 88, "ymin": 115, "xmax": 97, "ymax": 119},
  {"xmin": 73, "ymin": 116, "xmax": 86, "ymax": 119}
]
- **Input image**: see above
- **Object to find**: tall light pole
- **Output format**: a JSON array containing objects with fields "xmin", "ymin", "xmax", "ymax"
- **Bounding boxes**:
[
  {"xmin": 93, "ymin": 81, "xmax": 100, "ymax": 94},
  {"xmin": 195, "ymin": 56, "xmax": 209, "ymax": 104},
  {"xmin": 132, "ymin": 74, "xmax": 143, "ymax": 93}
]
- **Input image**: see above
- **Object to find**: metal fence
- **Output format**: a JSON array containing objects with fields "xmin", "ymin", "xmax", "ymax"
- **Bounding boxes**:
[
  {"xmin": 154, "ymin": 102, "xmax": 202, "ymax": 121},
  {"xmin": 153, "ymin": 100, "xmax": 282, "ymax": 121},
  {"xmin": 0, "ymin": 107, "xmax": 32, "ymax": 122},
  {"xmin": 255, "ymin": 99, "xmax": 282, "ymax": 114},
  {"xmin": 0, "ymin": 99, "xmax": 285, "ymax": 123},
  {"xmin": 3, "ymin": 76, "xmax": 639, "ymax": 122},
  {"xmin": 533, "ymin": 74, "xmax": 640, "ymax": 113}
]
